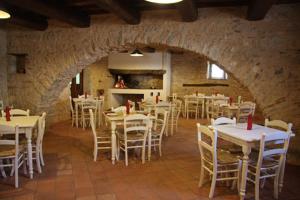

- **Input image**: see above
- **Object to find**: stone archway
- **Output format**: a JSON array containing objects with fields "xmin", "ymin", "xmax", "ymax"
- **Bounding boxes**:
[{"xmin": 6, "ymin": 6, "xmax": 300, "ymax": 151}]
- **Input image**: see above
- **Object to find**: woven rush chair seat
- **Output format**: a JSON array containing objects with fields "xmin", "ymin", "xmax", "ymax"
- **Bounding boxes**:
[
  {"xmin": 204, "ymin": 149, "xmax": 240, "ymax": 164},
  {"xmin": 0, "ymin": 145, "xmax": 24, "ymax": 157},
  {"xmin": 118, "ymin": 132, "xmax": 145, "ymax": 140}
]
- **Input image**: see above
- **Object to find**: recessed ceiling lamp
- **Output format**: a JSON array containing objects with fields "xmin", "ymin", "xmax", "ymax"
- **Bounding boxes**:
[
  {"xmin": 0, "ymin": 7, "xmax": 10, "ymax": 19},
  {"xmin": 130, "ymin": 49, "xmax": 143, "ymax": 57},
  {"xmin": 145, "ymin": 0, "xmax": 183, "ymax": 4}
]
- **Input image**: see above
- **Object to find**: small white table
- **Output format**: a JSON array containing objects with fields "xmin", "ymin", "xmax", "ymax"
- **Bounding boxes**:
[
  {"xmin": 0, "ymin": 116, "xmax": 39, "ymax": 179},
  {"xmin": 212, "ymin": 123, "xmax": 290, "ymax": 200},
  {"xmin": 73, "ymin": 98, "xmax": 104, "ymax": 128}
]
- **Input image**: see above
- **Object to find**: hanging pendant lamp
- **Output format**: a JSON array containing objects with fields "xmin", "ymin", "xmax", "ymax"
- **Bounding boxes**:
[
  {"xmin": 145, "ymin": 0, "xmax": 183, "ymax": 4},
  {"xmin": 0, "ymin": 7, "xmax": 10, "ymax": 19},
  {"xmin": 130, "ymin": 49, "xmax": 143, "ymax": 57}
]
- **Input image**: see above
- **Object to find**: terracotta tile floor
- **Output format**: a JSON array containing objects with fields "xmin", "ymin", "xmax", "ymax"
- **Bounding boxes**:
[{"xmin": 1, "ymin": 118, "xmax": 300, "ymax": 200}]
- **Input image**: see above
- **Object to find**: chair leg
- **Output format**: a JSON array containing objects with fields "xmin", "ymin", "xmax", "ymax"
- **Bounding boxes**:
[
  {"xmin": 279, "ymin": 156, "xmax": 286, "ymax": 193},
  {"xmin": 198, "ymin": 164, "xmax": 205, "ymax": 187},
  {"xmin": 36, "ymin": 148, "xmax": 42, "ymax": 173},
  {"xmin": 14, "ymin": 157, "xmax": 18, "ymax": 188},
  {"xmin": 10, "ymin": 160, "xmax": 15, "ymax": 176},
  {"xmin": 0, "ymin": 160, "xmax": 6, "ymax": 178},
  {"xmin": 93, "ymin": 144, "xmax": 98, "ymax": 162},
  {"xmin": 142, "ymin": 141, "xmax": 146, "ymax": 164},
  {"xmin": 274, "ymin": 169, "xmax": 280, "ymax": 199},
  {"xmin": 209, "ymin": 171, "xmax": 217, "ymax": 199},
  {"xmin": 40, "ymin": 144, "xmax": 45, "ymax": 166},
  {"xmin": 159, "ymin": 140, "xmax": 162, "ymax": 157},
  {"xmin": 255, "ymin": 178, "xmax": 260, "ymax": 200},
  {"xmin": 125, "ymin": 147, "xmax": 128, "ymax": 166}
]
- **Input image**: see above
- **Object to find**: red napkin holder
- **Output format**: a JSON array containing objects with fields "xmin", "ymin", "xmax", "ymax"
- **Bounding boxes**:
[
  {"xmin": 247, "ymin": 114, "xmax": 253, "ymax": 130},
  {"xmin": 126, "ymin": 101, "xmax": 130, "ymax": 115},
  {"xmin": 156, "ymin": 95, "xmax": 159, "ymax": 104},
  {"xmin": 5, "ymin": 106, "xmax": 11, "ymax": 121}
]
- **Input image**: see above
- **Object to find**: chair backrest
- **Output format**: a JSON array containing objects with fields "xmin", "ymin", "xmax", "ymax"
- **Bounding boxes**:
[
  {"xmin": 154, "ymin": 110, "xmax": 169, "ymax": 137},
  {"xmin": 123, "ymin": 114, "xmax": 150, "ymax": 140},
  {"xmin": 186, "ymin": 96, "xmax": 199, "ymax": 105},
  {"xmin": 89, "ymin": 109, "xmax": 97, "ymax": 144},
  {"xmin": 81, "ymin": 99, "xmax": 97, "ymax": 111},
  {"xmin": 69, "ymin": 97, "xmax": 74, "ymax": 113},
  {"xmin": 265, "ymin": 119, "xmax": 293, "ymax": 132},
  {"xmin": 2, "ymin": 109, "xmax": 30, "ymax": 117},
  {"xmin": 211, "ymin": 117, "xmax": 236, "ymax": 126},
  {"xmin": 197, "ymin": 123, "xmax": 217, "ymax": 166},
  {"xmin": 237, "ymin": 101, "xmax": 256, "ymax": 122},
  {"xmin": 0, "ymin": 124, "xmax": 20, "ymax": 156},
  {"xmin": 174, "ymin": 99, "xmax": 182, "ymax": 119},
  {"xmin": 36, "ymin": 112, "xmax": 46, "ymax": 147},
  {"xmin": 256, "ymin": 133, "xmax": 290, "ymax": 171}
]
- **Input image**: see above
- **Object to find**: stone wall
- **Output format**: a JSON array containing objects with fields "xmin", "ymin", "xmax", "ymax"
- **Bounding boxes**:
[
  {"xmin": 171, "ymin": 52, "xmax": 253, "ymax": 102},
  {"xmin": 0, "ymin": 30, "xmax": 8, "ymax": 106},
  {"xmin": 4, "ymin": 5, "xmax": 300, "ymax": 152}
]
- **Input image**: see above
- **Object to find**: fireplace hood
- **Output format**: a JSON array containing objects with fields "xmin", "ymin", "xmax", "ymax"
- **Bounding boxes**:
[
  {"xmin": 108, "ymin": 52, "xmax": 169, "ymax": 73},
  {"xmin": 109, "ymin": 69, "xmax": 166, "ymax": 75}
]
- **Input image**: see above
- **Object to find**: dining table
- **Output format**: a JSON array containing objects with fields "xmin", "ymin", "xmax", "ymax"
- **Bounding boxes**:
[
  {"xmin": 211, "ymin": 123, "xmax": 294, "ymax": 200},
  {"xmin": 73, "ymin": 97, "xmax": 104, "ymax": 128},
  {"xmin": 183, "ymin": 95, "xmax": 229, "ymax": 118},
  {"xmin": 0, "ymin": 116, "xmax": 40, "ymax": 179},
  {"xmin": 103, "ymin": 111, "xmax": 155, "ymax": 164}
]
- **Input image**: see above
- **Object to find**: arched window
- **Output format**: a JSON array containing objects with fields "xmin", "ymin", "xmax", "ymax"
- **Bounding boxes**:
[{"xmin": 207, "ymin": 61, "xmax": 228, "ymax": 80}]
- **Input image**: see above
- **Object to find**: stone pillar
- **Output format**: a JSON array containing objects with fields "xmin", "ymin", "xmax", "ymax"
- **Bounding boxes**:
[{"xmin": 0, "ymin": 30, "xmax": 8, "ymax": 106}]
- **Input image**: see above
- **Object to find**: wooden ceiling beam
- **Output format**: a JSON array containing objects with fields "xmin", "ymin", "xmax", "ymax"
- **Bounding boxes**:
[
  {"xmin": 4, "ymin": 0, "xmax": 90, "ymax": 27},
  {"xmin": 96, "ymin": 0, "xmax": 140, "ymax": 24},
  {"xmin": 247, "ymin": 0, "xmax": 277, "ymax": 20},
  {"xmin": 177, "ymin": 0, "xmax": 198, "ymax": 22}
]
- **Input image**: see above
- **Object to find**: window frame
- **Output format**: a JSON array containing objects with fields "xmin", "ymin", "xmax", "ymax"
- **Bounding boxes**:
[{"xmin": 207, "ymin": 61, "xmax": 228, "ymax": 80}]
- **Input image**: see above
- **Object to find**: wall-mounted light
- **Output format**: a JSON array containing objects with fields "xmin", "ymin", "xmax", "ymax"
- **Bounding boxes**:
[
  {"xmin": 130, "ymin": 49, "xmax": 143, "ymax": 57},
  {"xmin": 0, "ymin": 7, "xmax": 10, "ymax": 19},
  {"xmin": 145, "ymin": 0, "xmax": 183, "ymax": 4}
]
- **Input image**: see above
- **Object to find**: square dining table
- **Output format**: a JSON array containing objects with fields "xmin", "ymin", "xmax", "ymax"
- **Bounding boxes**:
[
  {"xmin": 212, "ymin": 123, "xmax": 292, "ymax": 200},
  {"xmin": 0, "ymin": 116, "xmax": 39, "ymax": 179}
]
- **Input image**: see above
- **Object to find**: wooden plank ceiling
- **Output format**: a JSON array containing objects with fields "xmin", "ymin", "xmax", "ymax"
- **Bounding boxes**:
[{"xmin": 0, "ymin": 0, "xmax": 299, "ymax": 30}]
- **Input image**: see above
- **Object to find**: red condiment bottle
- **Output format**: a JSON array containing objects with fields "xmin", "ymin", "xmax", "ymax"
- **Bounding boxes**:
[
  {"xmin": 229, "ymin": 97, "xmax": 233, "ymax": 105},
  {"xmin": 247, "ymin": 114, "xmax": 253, "ymax": 130},
  {"xmin": 126, "ymin": 100, "xmax": 130, "ymax": 115},
  {"xmin": 5, "ymin": 106, "xmax": 11, "ymax": 121}
]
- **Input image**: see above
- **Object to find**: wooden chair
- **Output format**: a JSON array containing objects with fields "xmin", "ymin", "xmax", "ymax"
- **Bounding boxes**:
[
  {"xmin": 237, "ymin": 101, "xmax": 256, "ymax": 122},
  {"xmin": 1, "ymin": 109, "xmax": 30, "ymax": 117},
  {"xmin": 69, "ymin": 97, "xmax": 76, "ymax": 127},
  {"xmin": 89, "ymin": 109, "xmax": 111, "ymax": 161},
  {"xmin": 81, "ymin": 99, "xmax": 97, "ymax": 129},
  {"xmin": 264, "ymin": 119, "xmax": 293, "ymax": 192},
  {"xmin": 206, "ymin": 100, "xmax": 222, "ymax": 120},
  {"xmin": 0, "ymin": 124, "xmax": 25, "ymax": 188},
  {"xmin": 247, "ymin": 132, "xmax": 291, "ymax": 200},
  {"xmin": 167, "ymin": 99, "xmax": 182, "ymax": 136},
  {"xmin": 185, "ymin": 96, "xmax": 199, "ymax": 119},
  {"xmin": 197, "ymin": 123, "xmax": 241, "ymax": 199},
  {"xmin": 118, "ymin": 114, "xmax": 150, "ymax": 166},
  {"xmin": 149, "ymin": 110, "xmax": 169, "ymax": 157}
]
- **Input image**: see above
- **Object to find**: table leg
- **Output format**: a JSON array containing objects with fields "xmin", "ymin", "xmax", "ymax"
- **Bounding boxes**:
[
  {"xmin": 201, "ymin": 100, "xmax": 204, "ymax": 118},
  {"xmin": 148, "ymin": 121, "xmax": 152, "ymax": 161},
  {"xmin": 75, "ymin": 102, "xmax": 79, "ymax": 128},
  {"xmin": 26, "ymin": 129, "xmax": 33, "ymax": 179},
  {"xmin": 240, "ymin": 145, "xmax": 251, "ymax": 200},
  {"xmin": 171, "ymin": 106, "xmax": 174, "ymax": 136},
  {"xmin": 111, "ymin": 122, "xmax": 117, "ymax": 165}
]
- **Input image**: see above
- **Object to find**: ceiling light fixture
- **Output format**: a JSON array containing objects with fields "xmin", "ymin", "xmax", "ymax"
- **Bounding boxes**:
[
  {"xmin": 0, "ymin": 7, "xmax": 10, "ymax": 19},
  {"xmin": 145, "ymin": 0, "xmax": 183, "ymax": 4},
  {"xmin": 130, "ymin": 49, "xmax": 143, "ymax": 57}
]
